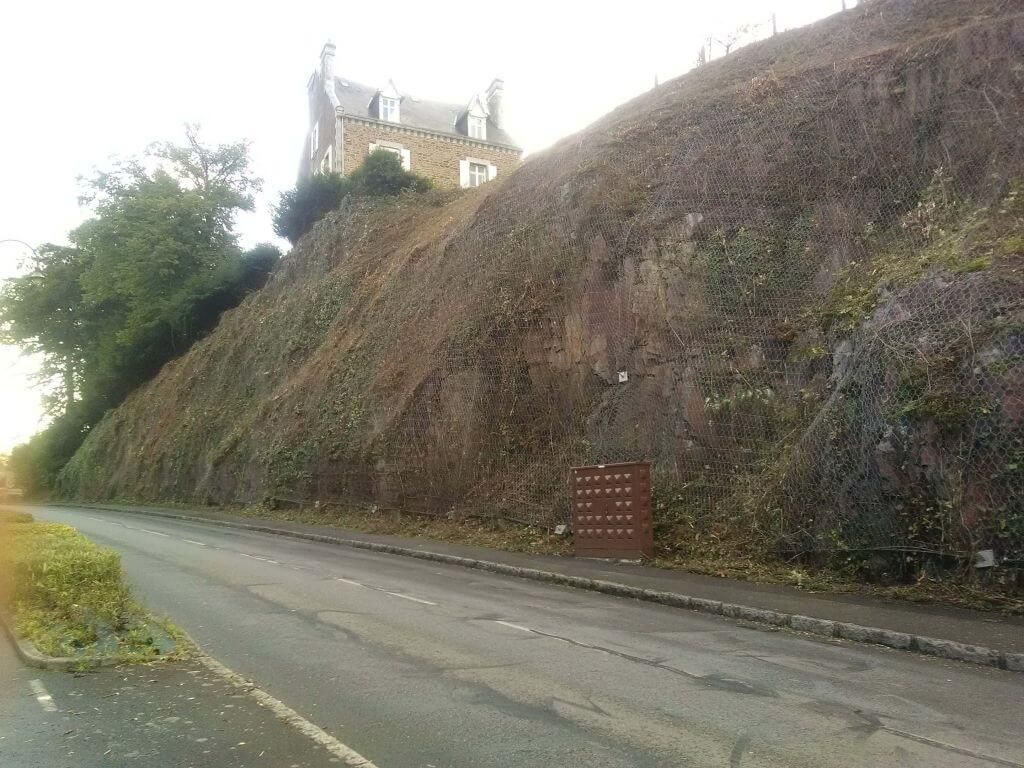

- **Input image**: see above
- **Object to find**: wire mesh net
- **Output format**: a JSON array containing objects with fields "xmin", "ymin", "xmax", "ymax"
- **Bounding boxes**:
[
  {"xmin": 64, "ymin": 0, "xmax": 1024, "ymax": 575},
  {"xmin": 298, "ymin": 1, "xmax": 1023, "ymax": 568}
]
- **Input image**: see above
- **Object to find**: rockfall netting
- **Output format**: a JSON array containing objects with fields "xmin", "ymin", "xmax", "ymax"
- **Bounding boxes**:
[
  {"xmin": 331, "ymin": 2, "xmax": 1024, "ymax": 569},
  {"xmin": 63, "ymin": 0, "xmax": 1023, "ymax": 574}
]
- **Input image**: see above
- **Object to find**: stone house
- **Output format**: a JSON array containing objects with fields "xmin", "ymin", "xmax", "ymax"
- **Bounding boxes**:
[{"xmin": 301, "ymin": 42, "xmax": 522, "ymax": 188}]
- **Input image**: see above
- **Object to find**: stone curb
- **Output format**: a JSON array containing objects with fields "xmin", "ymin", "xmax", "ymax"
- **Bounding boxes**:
[
  {"xmin": 1, "ymin": 614, "xmax": 120, "ymax": 671},
  {"xmin": 66, "ymin": 503, "xmax": 1023, "ymax": 673}
]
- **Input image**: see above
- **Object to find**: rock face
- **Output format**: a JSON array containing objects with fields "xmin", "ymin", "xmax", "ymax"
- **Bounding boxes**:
[{"xmin": 62, "ymin": 0, "xmax": 1024, "ymax": 570}]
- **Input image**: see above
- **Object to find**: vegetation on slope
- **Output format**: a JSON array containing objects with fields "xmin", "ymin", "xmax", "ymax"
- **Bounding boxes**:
[
  {"xmin": 59, "ymin": 0, "xmax": 1024, "ymax": 595},
  {"xmin": 274, "ymin": 150, "xmax": 432, "ymax": 244}
]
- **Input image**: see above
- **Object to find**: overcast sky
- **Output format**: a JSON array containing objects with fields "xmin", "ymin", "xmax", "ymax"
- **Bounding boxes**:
[{"xmin": 0, "ymin": 0, "xmax": 854, "ymax": 453}]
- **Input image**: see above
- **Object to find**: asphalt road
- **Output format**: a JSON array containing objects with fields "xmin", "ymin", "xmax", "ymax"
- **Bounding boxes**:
[
  {"xmin": 0, "ymin": 635, "xmax": 335, "ymax": 768},
  {"xmin": 30, "ymin": 505, "xmax": 1024, "ymax": 768}
]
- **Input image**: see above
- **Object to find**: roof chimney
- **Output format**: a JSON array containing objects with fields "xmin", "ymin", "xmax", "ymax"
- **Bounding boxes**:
[
  {"xmin": 486, "ymin": 78, "xmax": 504, "ymax": 128},
  {"xmin": 320, "ymin": 41, "xmax": 336, "ymax": 84}
]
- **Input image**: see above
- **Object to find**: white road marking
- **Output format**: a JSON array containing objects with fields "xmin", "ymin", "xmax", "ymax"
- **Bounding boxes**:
[
  {"xmin": 182, "ymin": 539, "xmax": 208, "ymax": 547},
  {"xmin": 384, "ymin": 592, "xmax": 437, "ymax": 606},
  {"xmin": 86, "ymin": 516, "xmax": 107, "ymax": 522},
  {"xmin": 195, "ymin": 653, "xmax": 376, "ymax": 767},
  {"xmin": 335, "ymin": 578, "xmax": 364, "ymax": 587},
  {"xmin": 493, "ymin": 620, "xmax": 533, "ymax": 633},
  {"xmin": 29, "ymin": 680, "xmax": 57, "ymax": 712},
  {"xmin": 140, "ymin": 529, "xmax": 170, "ymax": 537},
  {"xmin": 238, "ymin": 553, "xmax": 277, "ymax": 563}
]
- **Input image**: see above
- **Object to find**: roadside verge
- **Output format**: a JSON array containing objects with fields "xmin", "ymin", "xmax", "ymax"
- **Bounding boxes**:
[
  {"xmin": 55, "ymin": 502, "xmax": 1024, "ymax": 673},
  {"xmin": 1, "ymin": 511, "xmax": 183, "ymax": 670},
  {"xmin": 0, "ymin": 614, "xmax": 119, "ymax": 671}
]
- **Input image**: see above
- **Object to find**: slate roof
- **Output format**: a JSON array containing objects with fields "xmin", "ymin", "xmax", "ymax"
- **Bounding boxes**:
[{"xmin": 332, "ymin": 77, "xmax": 519, "ymax": 149}]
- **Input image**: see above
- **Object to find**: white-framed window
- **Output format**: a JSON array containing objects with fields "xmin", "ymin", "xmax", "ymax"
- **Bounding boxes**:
[
  {"xmin": 319, "ymin": 145, "xmax": 333, "ymax": 174},
  {"xmin": 468, "ymin": 115, "xmax": 487, "ymax": 140},
  {"xmin": 369, "ymin": 142, "xmax": 411, "ymax": 171},
  {"xmin": 379, "ymin": 96, "xmax": 399, "ymax": 123},
  {"xmin": 310, "ymin": 122, "xmax": 319, "ymax": 158},
  {"xmin": 459, "ymin": 158, "xmax": 498, "ymax": 188},
  {"xmin": 468, "ymin": 161, "xmax": 488, "ymax": 187}
]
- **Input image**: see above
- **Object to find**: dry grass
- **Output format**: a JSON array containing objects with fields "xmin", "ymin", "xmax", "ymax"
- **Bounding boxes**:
[
  {"xmin": 227, "ymin": 503, "xmax": 573, "ymax": 558},
  {"xmin": 653, "ymin": 553, "xmax": 1024, "ymax": 616}
]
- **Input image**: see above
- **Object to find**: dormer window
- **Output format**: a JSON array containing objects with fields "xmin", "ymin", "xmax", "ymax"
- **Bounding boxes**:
[
  {"xmin": 379, "ymin": 96, "xmax": 399, "ymax": 123},
  {"xmin": 468, "ymin": 115, "xmax": 486, "ymax": 140}
]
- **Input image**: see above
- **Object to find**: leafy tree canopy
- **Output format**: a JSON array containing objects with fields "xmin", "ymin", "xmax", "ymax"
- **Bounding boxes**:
[{"xmin": 1, "ymin": 127, "xmax": 276, "ymax": 494}]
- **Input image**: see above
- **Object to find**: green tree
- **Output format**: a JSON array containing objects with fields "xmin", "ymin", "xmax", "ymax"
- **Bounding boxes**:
[
  {"xmin": 150, "ymin": 124, "xmax": 262, "ymax": 211},
  {"xmin": 0, "ymin": 245, "xmax": 92, "ymax": 413},
  {"xmin": 0, "ymin": 128, "xmax": 274, "ymax": 495}
]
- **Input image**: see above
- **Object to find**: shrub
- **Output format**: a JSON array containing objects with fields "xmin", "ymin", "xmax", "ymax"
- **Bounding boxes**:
[
  {"xmin": 273, "ymin": 173, "xmax": 351, "ymax": 244},
  {"xmin": 349, "ymin": 149, "xmax": 432, "ymax": 197},
  {"xmin": 5, "ymin": 522, "xmax": 139, "ymax": 654},
  {"xmin": 273, "ymin": 150, "xmax": 432, "ymax": 244}
]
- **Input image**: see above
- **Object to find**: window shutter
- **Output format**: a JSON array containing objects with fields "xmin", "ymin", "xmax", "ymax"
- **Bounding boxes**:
[
  {"xmin": 488, "ymin": 163, "xmax": 498, "ymax": 181},
  {"xmin": 459, "ymin": 159, "xmax": 470, "ymax": 188},
  {"xmin": 400, "ymin": 148, "xmax": 411, "ymax": 171}
]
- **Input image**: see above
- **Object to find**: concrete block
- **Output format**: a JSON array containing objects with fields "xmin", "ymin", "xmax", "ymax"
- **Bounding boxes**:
[
  {"xmin": 1004, "ymin": 653, "xmax": 1024, "ymax": 673},
  {"xmin": 834, "ymin": 622, "xmax": 913, "ymax": 649},
  {"xmin": 689, "ymin": 597, "xmax": 724, "ymax": 615},
  {"xmin": 914, "ymin": 636, "xmax": 1000, "ymax": 667},
  {"xmin": 732, "ymin": 606, "xmax": 789, "ymax": 626},
  {"xmin": 720, "ymin": 603, "xmax": 743, "ymax": 618},
  {"xmin": 650, "ymin": 591, "xmax": 692, "ymax": 610},
  {"xmin": 790, "ymin": 614, "xmax": 837, "ymax": 637}
]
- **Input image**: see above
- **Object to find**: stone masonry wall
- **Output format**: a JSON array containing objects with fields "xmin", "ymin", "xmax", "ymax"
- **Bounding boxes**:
[
  {"xmin": 300, "ymin": 77, "xmax": 340, "ymax": 181},
  {"xmin": 341, "ymin": 117, "xmax": 521, "ymax": 187}
]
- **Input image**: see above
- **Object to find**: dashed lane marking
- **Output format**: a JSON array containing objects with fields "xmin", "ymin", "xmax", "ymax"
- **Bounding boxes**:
[
  {"xmin": 29, "ymin": 680, "xmax": 57, "ymax": 713},
  {"xmin": 238, "ymin": 553, "xmax": 278, "ymax": 563},
  {"xmin": 385, "ymin": 592, "xmax": 438, "ymax": 606},
  {"xmin": 335, "ymin": 578, "xmax": 365, "ymax": 587},
  {"xmin": 493, "ymin": 620, "xmax": 533, "ymax": 633},
  {"xmin": 182, "ymin": 539, "xmax": 208, "ymax": 547},
  {"xmin": 140, "ymin": 529, "xmax": 171, "ymax": 537}
]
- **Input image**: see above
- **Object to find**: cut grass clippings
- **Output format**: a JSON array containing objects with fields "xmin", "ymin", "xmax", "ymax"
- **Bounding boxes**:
[
  {"xmin": 0, "ymin": 508, "xmax": 184, "ymax": 664},
  {"xmin": 231, "ymin": 503, "xmax": 573, "ymax": 558}
]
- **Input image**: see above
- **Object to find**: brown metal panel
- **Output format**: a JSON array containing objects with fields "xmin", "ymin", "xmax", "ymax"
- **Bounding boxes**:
[{"xmin": 570, "ymin": 462, "xmax": 653, "ymax": 559}]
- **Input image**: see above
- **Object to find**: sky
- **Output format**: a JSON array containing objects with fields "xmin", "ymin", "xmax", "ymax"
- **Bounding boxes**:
[{"xmin": 0, "ymin": 0, "xmax": 854, "ymax": 453}]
